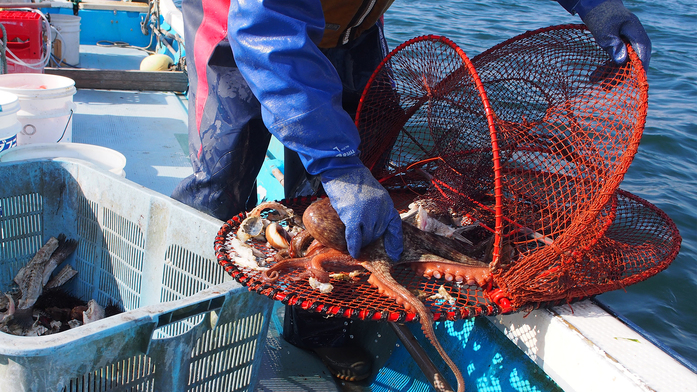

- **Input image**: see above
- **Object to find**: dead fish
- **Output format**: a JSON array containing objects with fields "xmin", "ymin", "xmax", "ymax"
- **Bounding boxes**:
[
  {"xmin": 12, "ymin": 237, "xmax": 60, "ymax": 328},
  {"xmin": 228, "ymin": 237, "xmax": 269, "ymax": 270},
  {"xmin": 414, "ymin": 205, "xmax": 474, "ymax": 245},
  {"xmin": 15, "ymin": 237, "xmax": 60, "ymax": 310},
  {"xmin": 45, "ymin": 265, "xmax": 78, "ymax": 289},
  {"xmin": 15, "ymin": 235, "xmax": 78, "ymax": 311},
  {"xmin": 14, "ymin": 235, "xmax": 79, "ymax": 331},
  {"xmin": 42, "ymin": 235, "xmax": 78, "ymax": 286}
]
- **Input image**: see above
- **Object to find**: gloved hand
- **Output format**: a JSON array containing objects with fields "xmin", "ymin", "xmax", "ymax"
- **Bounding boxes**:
[
  {"xmin": 321, "ymin": 166, "xmax": 403, "ymax": 261},
  {"xmin": 575, "ymin": 0, "xmax": 652, "ymax": 67}
]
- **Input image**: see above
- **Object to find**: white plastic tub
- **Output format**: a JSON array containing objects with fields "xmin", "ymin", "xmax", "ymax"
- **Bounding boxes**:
[
  {"xmin": 0, "ymin": 91, "xmax": 21, "ymax": 152},
  {"xmin": 0, "ymin": 73, "xmax": 77, "ymax": 144},
  {"xmin": 0, "ymin": 159, "xmax": 273, "ymax": 392},
  {"xmin": 0, "ymin": 142, "xmax": 127, "ymax": 176}
]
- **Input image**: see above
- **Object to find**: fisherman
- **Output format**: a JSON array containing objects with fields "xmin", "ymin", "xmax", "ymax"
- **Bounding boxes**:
[{"xmin": 173, "ymin": 0, "xmax": 651, "ymax": 382}]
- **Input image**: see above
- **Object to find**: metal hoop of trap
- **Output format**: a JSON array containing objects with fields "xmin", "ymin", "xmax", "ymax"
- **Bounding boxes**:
[{"xmin": 215, "ymin": 25, "xmax": 680, "ymax": 320}]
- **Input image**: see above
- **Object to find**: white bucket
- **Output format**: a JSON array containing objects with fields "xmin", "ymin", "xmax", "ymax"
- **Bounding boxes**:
[
  {"xmin": 0, "ymin": 143, "xmax": 127, "ymax": 177},
  {"xmin": 0, "ymin": 73, "xmax": 77, "ymax": 145},
  {"xmin": 49, "ymin": 14, "xmax": 81, "ymax": 66},
  {"xmin": 0, "ymin": 91, "xmax": 22, "ymax": 152}
]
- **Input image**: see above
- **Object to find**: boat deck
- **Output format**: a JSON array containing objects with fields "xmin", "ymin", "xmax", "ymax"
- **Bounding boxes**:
[{"xmin": 71, "ymin": 45, "xmax": 191, "ymax": 196}]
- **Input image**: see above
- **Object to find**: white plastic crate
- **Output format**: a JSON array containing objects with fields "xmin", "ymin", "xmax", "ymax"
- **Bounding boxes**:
[{"xmin": 0, "ymin": 159, "xmax": 273, "ymax": 392}]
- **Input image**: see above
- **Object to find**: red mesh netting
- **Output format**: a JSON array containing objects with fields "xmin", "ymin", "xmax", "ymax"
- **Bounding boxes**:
[
  {"xmin": 215, "ymin": 25, "xmax": 681, "ymax": 318},
  {"xmin": 356, "ymin": 25, "xmax": 681, "ymax": 311}
]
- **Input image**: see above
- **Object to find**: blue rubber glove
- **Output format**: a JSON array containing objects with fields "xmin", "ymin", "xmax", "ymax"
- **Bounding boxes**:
[
  {"xmin": 558, "ymin": 0, "xmax": 651, "ymax": 67},
  {"xmin": 322, "ymin": 166, "xmax": 404, "ymax": 261}
]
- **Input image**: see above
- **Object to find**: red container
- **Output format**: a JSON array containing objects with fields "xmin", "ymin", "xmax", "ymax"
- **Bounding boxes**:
[{"xmin": 0, "ymin": 11, "xmax": 44, "ymax": 73}]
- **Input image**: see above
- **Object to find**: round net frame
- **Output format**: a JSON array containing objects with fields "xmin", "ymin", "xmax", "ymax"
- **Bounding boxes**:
[
  {"xmin": 356, "ymin": 25, "xmax": 681, "ymax": 311},
  {"xmin": 215, "ymin": 25, "xmax": 681, "ymax": 320}
]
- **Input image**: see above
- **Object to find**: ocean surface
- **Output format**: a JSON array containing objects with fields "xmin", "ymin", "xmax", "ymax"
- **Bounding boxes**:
[{"xmin": 382, "ymin": 0, "xmax": 697, "ymax": 369}]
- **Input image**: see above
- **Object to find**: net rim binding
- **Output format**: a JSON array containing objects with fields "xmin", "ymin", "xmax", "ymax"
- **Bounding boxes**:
[{"xmin": 213, "ymin": 188, "xmax": 680, "ymax": 321}]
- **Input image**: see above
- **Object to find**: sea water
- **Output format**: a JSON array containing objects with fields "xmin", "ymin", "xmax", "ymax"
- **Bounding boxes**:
[{"xmin": 383, "ymin": 0, "xmax": 697, "ymax": 369}]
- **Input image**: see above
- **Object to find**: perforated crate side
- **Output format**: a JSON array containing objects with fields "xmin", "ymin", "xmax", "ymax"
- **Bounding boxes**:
[{"xmin": 0, "ymin": 160, "xmax": 272, "ymax": 392}]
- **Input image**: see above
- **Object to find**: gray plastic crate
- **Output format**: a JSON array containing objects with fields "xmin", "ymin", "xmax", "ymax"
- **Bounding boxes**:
[{"xmin": 0, "ymin": 159, "xmax": 273, "ymax": 392}]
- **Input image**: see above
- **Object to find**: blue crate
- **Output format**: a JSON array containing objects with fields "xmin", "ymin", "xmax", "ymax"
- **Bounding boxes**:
[{"xmin": 0, "ymin": 159, "xmax": 272, "ymax": 392}]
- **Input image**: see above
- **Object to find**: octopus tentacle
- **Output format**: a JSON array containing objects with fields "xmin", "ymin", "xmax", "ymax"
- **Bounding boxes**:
[
  {"xmin": 406, "ymin": 260, "xmax": 491, "ymax": 287},
  {"xmin": 289, "ymin": 230, "xmax": 314, "ymax": 258},
  {"xmin": 262, "ymin": 256, "xmax": 315, "ymax": 281},
  {"xmin": 362, "ymin": 259, "xmax": 465, "ymax": 392},
  {"xmin": 305, "ymin": 239, "xmax": 327, "ymax": 257},
  {"xmin": 263, "ymin": 248, "xmax": 364, "ymax": 283},
  {"xmin": 273, "ymin": 248, "xmax": 290, "ymax": 262},
  {"xmin": 307, "ymin": 249, "xmax": 364, "ymax": 283},
  {"xmin": 257, "ymin": 198, "xmax": 478, "ymax": 392}
]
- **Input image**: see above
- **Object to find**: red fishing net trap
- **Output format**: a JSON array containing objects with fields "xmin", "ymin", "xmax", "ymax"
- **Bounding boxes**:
[{"xmin": 215, "ymin": 25, "xmax": 681, "ymax": 320}]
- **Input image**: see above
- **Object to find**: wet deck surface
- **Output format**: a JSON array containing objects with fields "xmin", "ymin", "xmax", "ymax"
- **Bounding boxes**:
[{"xmin": 72, "ymin": 45, "xmax": 192, "ymax": 197}]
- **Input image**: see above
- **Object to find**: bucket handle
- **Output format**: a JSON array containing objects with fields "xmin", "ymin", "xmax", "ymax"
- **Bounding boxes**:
[
  {"xmin": 56, "ymin": 108, "xmax": 74, "ymax": 142},
  {"xmin": 24, "ymin": 108, "xmax": 74, "ymax": 142}
]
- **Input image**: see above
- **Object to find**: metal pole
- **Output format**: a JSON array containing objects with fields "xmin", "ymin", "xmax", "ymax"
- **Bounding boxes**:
[{"xmin": 389, "ymin": 322, "xmax": 455, "ymax": 392}]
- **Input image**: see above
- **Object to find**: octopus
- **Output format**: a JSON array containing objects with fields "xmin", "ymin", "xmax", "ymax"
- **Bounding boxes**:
[{"xmin": 261, "ymin": 197, "xmax": 492, "ymax": 392}]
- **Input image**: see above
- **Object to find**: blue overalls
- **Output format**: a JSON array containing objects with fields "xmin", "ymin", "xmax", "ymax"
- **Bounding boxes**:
[{"xmin": 173, "ymin": 0, "xmax": 387, "ymax": 348}]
